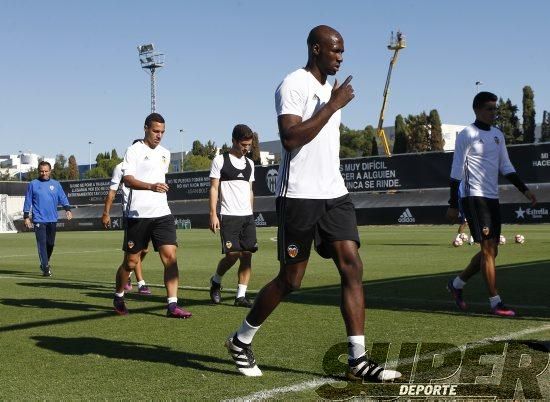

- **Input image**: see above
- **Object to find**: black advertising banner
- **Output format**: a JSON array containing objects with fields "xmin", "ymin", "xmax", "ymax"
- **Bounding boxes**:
[
  {"xmin": 61, "ymin": 178, "xmax": 122, "ymax": 205},
  {"xmin": 59, "ymin": 143, "xmax": 550, "ymax": 205}
]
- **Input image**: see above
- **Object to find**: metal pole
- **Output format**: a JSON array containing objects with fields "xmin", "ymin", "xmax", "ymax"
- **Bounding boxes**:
[
  {"xmin": 18, "ymin": 151, "xmax": 22, "ymax": 181},
  {"xmin": 88, "ymin": 141, "xmax": 92, "ymax": 171},
  {"xmin": 180, "ymin": 129, "xmax": 184, "ymax": 171},
  {"xmin": 151, "ymin": 68, "xmax": 156, "ymax": 113}
]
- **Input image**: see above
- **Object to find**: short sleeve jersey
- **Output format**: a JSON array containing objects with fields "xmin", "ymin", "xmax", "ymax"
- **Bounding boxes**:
[
  {"xmin": 109, "ymin": 162, "xmax": 130, "ymax": 213},
  {"xmin": 274, "ymin": 68, "xmax": 348, "ymax": 199},
  {"xmin": 210, "ymin": 153, "xmax": 255, "ymax": 216},
  {"xmin": 121, "ymin": 141, "xmax": 171, "ymax": 218},
  {"xmin": 450, "ymin": 124, "xmax": 516, "ymax": 199}
]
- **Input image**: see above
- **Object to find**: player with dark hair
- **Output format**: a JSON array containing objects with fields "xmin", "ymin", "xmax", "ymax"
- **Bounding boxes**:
[
  {"xmin": 112, "ymin": 113, "xmax": 191, "ymax": 318},
  {"xmin": 209, "ymin": 124, "xmax": 257, "ymax": 307},
  {"xmin": 446, "ymin": 91, "xmax": 537, "ymax": 316},
  {"xmin": 224, "ymin": 25, "xmax": 401, "ymax": 382},
  {"xmin": 102, "ymin": 139, "xmax": 151, "ymax": 295},
  {"xmin": 23, "ymin": 160, "xmax": 72, "ymax": 276}
]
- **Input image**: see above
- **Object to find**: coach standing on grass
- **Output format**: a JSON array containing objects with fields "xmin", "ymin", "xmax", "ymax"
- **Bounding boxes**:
[
  {"xmin": 23, "ymin": 161, "xmax": 72, "ymax": 277},
  {"xmin": 225, "ymin": 25, "xmax": 401, "ymax": 382},
  {"xmin": 112, "ymin": 112, "xmax": 192, "ymax": 319},
  {"xmin": 446, "ymin": 91, "xmax": 537, "ymax": 317}
]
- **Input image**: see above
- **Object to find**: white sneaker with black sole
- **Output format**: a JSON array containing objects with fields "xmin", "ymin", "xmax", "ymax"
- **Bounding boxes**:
[
  {"xmin": 347, "ymin": 354, "xmax": 401, "ymax": 382},
  {"xmin": 225, "ymin": 334, "xmax": 262, "ymax": 377}
]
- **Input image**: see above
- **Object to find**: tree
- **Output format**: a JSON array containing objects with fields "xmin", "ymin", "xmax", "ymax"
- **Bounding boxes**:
[
  {"xmin": 111, "ymin": 149, "xmax": 119, "ymax": 160},
  {"xmin": 51, "ymin": 154, "xmax": 69, "ymax": 180},
  {"xmin": 248, "ymin": 132, "xmax": 261, "ymax": 164},
  {"xmin": 182, "ymin": 154, "xmax": 211, "ymax": 171},
  {"xmin": 405, "ymin": 113, "xmax": 430, "ymax": 152},
  {"xmin": 496, "ymin": 98, "xmax": 522, "ymax": 144},
  {"xmin": 541, "ymin": 111, "xmax": 550, "ymax": 143},
  {"xmin": 25, "ymin": 167, "xmax": 39, "ymax": 181},
  {"xmin": 363, "ymin": 125, "xmax": 376, "ymax": 156},
  {"xmin": 339, "ymin": 124, "xmax": 366, "ymax": 158},
  {"xmin": 522, "ymin": 86, "xmax": 536, "ymax": 143},
  {"xmin": 191, "ymin": 140, "xmax": 205, "ymax": 157},
  {"xmin": 428, "ymin": 109, "xmax": 445, "ymax": 151},
  {"xmin": 393, "ymin": 114, "xmax": 408, "ymax": 154},
  {"xmin": 87, "ymin": 150, "xmax": 122, "ymax": 178},
  {"xmin": 219, "ymin": 143, "xmax": 231, "ymax": 154},
  {"xmin": 68, "ymin": 155, "xmax": 79, "ymax": 180}
]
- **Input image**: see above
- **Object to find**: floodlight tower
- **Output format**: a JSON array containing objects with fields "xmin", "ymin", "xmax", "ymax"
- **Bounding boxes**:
[
  {"xmin": 377, "ymin": 31, "xmax": 406, "ymax": 157},
  {"xmin": 137, "ymin": 44, "xmax": 165, "ymax": 113}
]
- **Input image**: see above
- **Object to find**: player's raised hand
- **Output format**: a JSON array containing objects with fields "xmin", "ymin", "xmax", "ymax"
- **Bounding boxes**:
[{"xmin": 329, "ymin": 75, "xmax": 355, "ymax": 110}]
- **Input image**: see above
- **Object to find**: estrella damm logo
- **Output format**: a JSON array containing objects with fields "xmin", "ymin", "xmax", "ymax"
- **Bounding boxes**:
[{"xmin": 316, "ymin": 341, "xmax": 550, "ymax": 400}]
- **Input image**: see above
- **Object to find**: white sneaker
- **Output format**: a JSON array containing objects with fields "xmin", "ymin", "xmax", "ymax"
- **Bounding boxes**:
[
  {"xmin": 225, "ymin": 334, "xmax": 262, "ymax": 377},
  {"xmin": 347, "ymin": 354, "xmax": 401, "ymax": 382}
]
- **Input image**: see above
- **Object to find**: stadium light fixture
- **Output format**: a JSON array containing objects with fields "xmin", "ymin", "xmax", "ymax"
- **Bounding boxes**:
[{"xmin": 137, "ymin": 43, "xmax": 165, "ymax": 113}]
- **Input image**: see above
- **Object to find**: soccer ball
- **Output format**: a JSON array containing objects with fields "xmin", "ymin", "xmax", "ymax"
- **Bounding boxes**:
[
  {"xmin": 499, "ymin": 235, "xmax": 506, "ymax": 245},
  {"xmin": 459, "ymin": 233, "xmax": 469, "ymax": 242},
  {"xmin": 452, "ymin": 238, "xmax": 463, "ymax": 247},
  {"xmin": 515, "ymin": 234, "xmax": 525, "ymax": 244}
]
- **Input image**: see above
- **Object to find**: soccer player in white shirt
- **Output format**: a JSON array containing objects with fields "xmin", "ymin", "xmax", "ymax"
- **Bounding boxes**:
[
  {"xmin": 225, "ymin": 25, "xmax": 401, "ymax": 382},
  {"xmin": 208, "ymin": 124, "xmax": 257, "ymax": 308},
  {"xmin": 102, "ymin": 154, "xmax": 151, "ymax": 295},
  {"xmin": 112, "ymin": 113, "xmax": 192, "ymax": 318},
  {"xmin": 446, "ymin": 92, "xmax": 537, "ymax": 317}
]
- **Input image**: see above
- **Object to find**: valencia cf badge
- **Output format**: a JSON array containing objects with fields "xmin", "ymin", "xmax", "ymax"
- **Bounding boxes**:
[
  {"xmin": 494, "ymin": 136, "xmax": 500, "ymax": 145},
  {"xmin": 287, "ymin": 244, "xmax": 299, "ymax": 258},
  {"xmin": 482, "ymin": 227, "xmax": 490, "ymax": 236},
  {"xmin": 127, "ymin": 240, "xmax": 135, "ymax": 249},
  {"xmin": 225, "ymin": 241, "xmax": 233, "ymax": 249}
]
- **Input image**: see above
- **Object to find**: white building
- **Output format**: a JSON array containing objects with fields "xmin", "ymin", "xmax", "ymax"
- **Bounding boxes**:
[{"xmin": 0, "ymin": 152, "xmax": 54, "ymax": 179}]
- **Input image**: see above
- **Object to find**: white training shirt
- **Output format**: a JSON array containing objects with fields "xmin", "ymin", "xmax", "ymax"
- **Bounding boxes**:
[
  {"xmin": 121, "ymin": 141, "xmax": 172, "ymax": 218},
  {"xmin": 274, "ymin": 68, "xmax": 348, "ymax": 199},
  {"xmin": 450, "ymin": 124, "xmax": 516, "ymax": 199},
  {"xmin": 109, "ymin": 162, "xmax": 130, "ymax": 214},
  {"xmin": 210, "ymin": 153, "xmax": 255, "ymax": 216}
]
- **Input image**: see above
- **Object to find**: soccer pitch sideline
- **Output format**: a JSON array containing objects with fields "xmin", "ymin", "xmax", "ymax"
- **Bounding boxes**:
[{"xmin": 0, "ymin": 225, "xmax": 548, "ymax": 400}]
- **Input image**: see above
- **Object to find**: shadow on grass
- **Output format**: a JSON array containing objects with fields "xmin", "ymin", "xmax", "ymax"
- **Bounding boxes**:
[
  {"xmin": 286, "ymin": 258, "xmax": 550, "ymax": 320},
  {"xmin": 0, "ymin": 298, "xmax": 110, "ymax": 312},
  {"xmin": 31, "ymin": 335, "xmax": 317, "ymax": 377}
]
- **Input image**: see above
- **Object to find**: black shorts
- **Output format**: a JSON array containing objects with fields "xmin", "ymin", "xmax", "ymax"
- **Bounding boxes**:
[
  {"xmin": 123, "ymin": 214, "xmax": 178, "ymax": 253},
  {"xmin": 220, "ymin": 215, "xmax": 258, "ymax": 254},
  {"xmin": 276, "ymin": 194, "xmax": 360, "ymax": 264},
  {"xmin": 461, "ymin": 197, "xmax": 501, "ymax": 243}
]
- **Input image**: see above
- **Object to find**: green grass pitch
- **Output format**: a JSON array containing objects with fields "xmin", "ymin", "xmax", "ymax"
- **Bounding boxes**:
[{"xmin": 0, "ymin": 225, "xmax": 548, "ymax": 400}]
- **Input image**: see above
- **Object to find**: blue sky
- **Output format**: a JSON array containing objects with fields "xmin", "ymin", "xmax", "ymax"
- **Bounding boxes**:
[{"xmin": 2, "ymin": 0, "xmax": 549, "ymax": 165}]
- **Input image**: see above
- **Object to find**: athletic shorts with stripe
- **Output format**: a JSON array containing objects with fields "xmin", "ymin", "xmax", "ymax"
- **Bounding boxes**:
[
  {"xmin": 220, "ymin": 214, "xmax": 258, "ymax": 254},
  {"xmin": 123, "ymin": 214, "xmax": 178, "ymax": 253},
  {"xmin": 276, "ymin": 193, "xmax": 360, "ymax": 264},
  {"xmin": 461, "ymin": 196, "xmax": 501, "ymax": 243}
]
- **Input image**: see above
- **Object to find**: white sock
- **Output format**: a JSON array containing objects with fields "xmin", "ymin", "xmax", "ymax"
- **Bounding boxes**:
[
  {"xmin": 213, "ymin": 273, "xmax": 223, "ymax": 284},
  {"xmin": 167, "ymin": 297, "xmax": 178, "ymax": 304},
  {"xmin": 348, "ymin": 335, "xmax": 366, "ymax": 360},
  {"xmin": 489, "ymin": 295, "xmax": 502, "ymax": 309},
  {"xmin": 236, "ymin": 284, "xmax": 247, "ymax": 299},
  {"xmin": 453, "ymin": 276, "xmax": 466, "ymax": 290},
  {"xmin": 128, "ymin": 271, "xmax": 133, "ymax": 278},
  {"xmin": 115, "ymin": 292, "xmax": 124, "ymax": 298},
  {"xmin": 137, "ymin": 280, "xmax": 146, "ymax": 287},
  {"xmin": 236, "ymin": 319, "xmax": 260, "ymax": 344}
]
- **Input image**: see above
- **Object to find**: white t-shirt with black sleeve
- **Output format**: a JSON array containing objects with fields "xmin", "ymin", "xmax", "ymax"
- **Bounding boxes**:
[
  {"xmin": 210, "ymin": 153, "xmax": 255, "ymax": 216},
  {"xmin": 450, "ymin": 124, "xmax": 516, "ymax": 199},
  {"xmin": 274, "ymin": 68, "xmax": 348, "ymax": 199},
  {"xmin": 121, "ymin": 141, "xmax": 172, "ymax": 218}
]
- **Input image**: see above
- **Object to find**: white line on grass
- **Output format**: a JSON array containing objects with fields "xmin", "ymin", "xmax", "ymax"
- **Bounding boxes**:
[{"xmin": 228, "ymin": 323, "xmax": 550, "ymax": 401}]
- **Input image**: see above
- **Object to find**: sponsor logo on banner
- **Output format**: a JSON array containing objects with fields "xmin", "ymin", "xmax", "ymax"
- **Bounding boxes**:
[
  {"xmin": 265, "ymin": 169, "xmax": 278, "ymax": 194},
  {"xmin": 254, "ymin": 213, "xmax": 267, "ymax": 226},
  {"xmin": 515, "ymin": 206, "xmax": 549, "ymax": 219},
  {"xmin": 398, "ymin": 208, "xmax": 415, "ymax": 223},
  {"xmin": 532, "ymin": 152, "xmax": 549, "ymax": 167}
]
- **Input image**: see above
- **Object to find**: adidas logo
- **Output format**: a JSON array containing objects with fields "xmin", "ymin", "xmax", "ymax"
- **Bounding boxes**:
[
  {"xmin": 254, "ymin": 213, "xmax": 267, "ymax": 226},
  {"xmin": 237, "ymin": 173, "xmax": 244, "ymax": 178},
  {"xmin": 398, "ymin": 208, "xmax": 415, "ymax": 223}
]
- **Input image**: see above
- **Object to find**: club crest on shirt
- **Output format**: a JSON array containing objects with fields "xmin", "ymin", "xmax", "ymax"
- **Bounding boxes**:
[
  {"xmin": 49, "ymin": 185, "xmax": 55, "ymax": 191},
  {"xmin": 482, "ymin": 226, "xmax": 490, "ymax": 236},
  {"xmin": 225, "ymin": 241, "xmax": 233, "ymax": 249},
  {"xmin": 287, "ymin": 244, "xmax": 299, "ymax": 258},
  {"xmin": 127, "ymin": 240, "xmax": 135, "ymax": 249},
  {"xmin": 162, "ymin": 155, "xmax": 167, "ymax": 165},
  {"xmin": 494, "ymin": 136, "xmax": 500, "ymax": 145}
]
